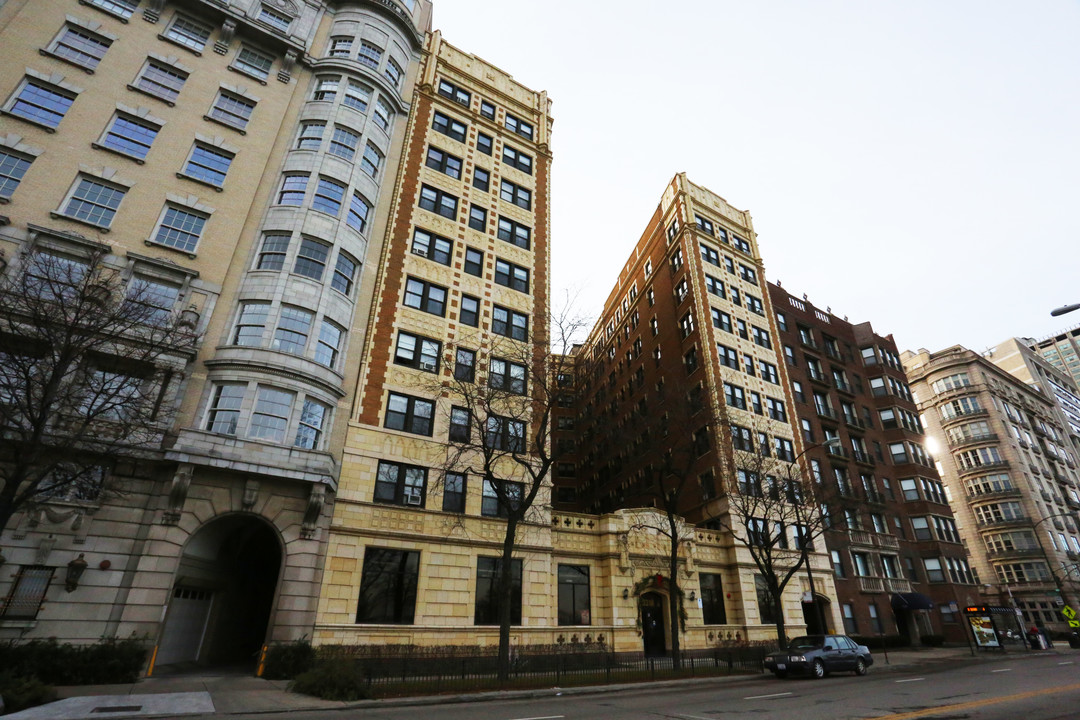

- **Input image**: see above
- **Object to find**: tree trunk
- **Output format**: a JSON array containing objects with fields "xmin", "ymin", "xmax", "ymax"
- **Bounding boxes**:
[
  {"xmin": 0, "ymin": 478, "xmax": 21, "ymax": 536},
  {"xmin": 668, "ymin": 558, "xmax": 682, "ymax": 670},
  {"xmin": 496, "ymin": 515, "xmax": 519, "ymax": 681},
  {"xmin": 771, "ymin": 579, "xmax": 788, "ymax": 649}
]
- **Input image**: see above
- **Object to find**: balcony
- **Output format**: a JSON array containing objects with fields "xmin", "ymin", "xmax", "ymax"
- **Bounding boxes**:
[
  {"xmin": 852, "ymin": 449, "xmax": 876, "ymax": 466},
  {"xmin": 950, "ymin": 432, "xmax": 999, "ymax": 450},
  {"xmin": 987, "ymin": 547, "xmax": 1045, "ymax": 561},
  {"xmin": 843, "ymin": 413, "xmax": 865, "ymax": 429},
  {"xmin": 874, "ymin": 534, "xmax": 900, "ymax": 550},
  {"xmin": 864, "ymin": 489, "xmax": 885, "ymax": 505},
  {"xmin": 957, "ymin": 460, "xmax": 1010, "ymax": 477},
  {"xmin": 834, "ymin": 379, "xmax": 855, "ymax": 396},
  {"xmin": 800, "ymin": 336, "xmax": 819, "ymax": 351},
  {"xmin": 807, "ymin": 368, "xmax": 830, "ymax": 387},
  {"xmin": 976, "ymin": 516, "xmax": 1031, "ymax": 531},
  {"xmin": 848, "ymin": 530, "xmax": 874, "ymax": 546},
  {"xmin": 858, "ymin": 577, "xmax": 885, "ymax": 593},
  {"xmin": 967, "ymin": 487, "xmax": 1023, "ymax": 502},
  {"xmin": 1067, "ymin": 497, "xmax": 1080, "ymax": 511},
  {"xmin": 939, "ymin": 408, "xmax": 990, "ymax": 427},
  {"xmin": 884, "ymin": 578, "xmax": 912, "ymax": 594},
  {"xmin": 817, "ymin": 405, "xmax": 839, "ymax": 421}
]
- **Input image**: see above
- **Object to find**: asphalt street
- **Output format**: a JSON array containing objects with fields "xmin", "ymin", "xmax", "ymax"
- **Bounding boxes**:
[{"xmin": 219, "ymin": 654, "xmax": 1080, "ymax": 720}]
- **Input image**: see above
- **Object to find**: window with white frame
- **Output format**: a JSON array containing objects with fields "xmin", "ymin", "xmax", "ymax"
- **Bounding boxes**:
[
  {"xmin": 256, "ymin": 232, "xmax": 290, "ymax": 270},
  {"xmin": 328, "ymin": 125, "xmax": 359, "ymax": 161},
  {"xmin": 347, "ymin": 191, "xmax": 371, "ymax": 232},
  {"xmin": 182, "ymin": 143, "xmax": 233, "ymax": 187},
  {"xmin": 208, "ymin": 90, "xmax": 255, "ymax": 131},
  {"xmin": 152, "ymin": 204, "xmax": 207, "ymax": 253},
  {"xmin": 272, "ymin": 305, "xmax": 313, "ymax": 355},
  {"xmin": 99, "ymin": 114, "xmax": 159, "ymax": 161},
  {"xmin": 344, "ymin": 79, "xmax": 370, "ymax": 111},
  {"xmin": 124, "ymin": 275, "xmax": 180, "ymax": 325},
  {"xmin": 294, "ymin": 237, "xmax": 329, "ymax": 280},
  {"xmin": 328, "ymin": 36, "xmax": 352, "ymax": 57},
  {"xmin": 232, "ymin": 46, "xmax": 274, "ymax": 81},
  {"xmin": 86, "ymin": 0, "xmax": 139, "ymax": 19},
  {"xmin": 315, "ymin": 319, "xmax": 343, "ymax": 369},
  {"xmin": 164, "ymin": 14, "xmax": 211, "ymax": 52},
  {"xmin": 258, "ymin": 4, "xmax": 292, "ymax": 32},
  {"xmin": 0, "ymin": 150, "xmax": 33, "ymax": 198},
  {"xmin": 207, "ymin": 383, "xmax": 245, "ymax": 434},
  {"xmin": 48, "ymin": 23, "xmax": 112, "ymax": 69},
  {"xmin": 295, "ymin": 120, "xmax": 324, "ymax": 150},
  {"xmin": 331, "ymin": 252, "xmax": 357, "ymax": 295},
  {"xmin": 313, "ymin": 75, "xmax": 339, "ymax": 102},
  {"xmin": 133, "ymin": 60, "xmax": 187, "ymax": 104},
  {"xmin": 233, "ymin": 301, "xmax": 270, "ymax": 346},
  {"xmin": 358, "ymin": 41, "xmax": 382, "ymax": 69},
  {"xmin": 373, "ymin": 97, "xmax": 392, "ymax": 131},
  {"xmin": 61, "ymin": 175, "xmax": 126, "ymax": 227},
  {"xmin": 295, "ymin": 398, "xmax": 329, "ymax": 449},
  {"xmin": 312, "ymin": 177, "xmax": 345, "ymax": 215},
  {"xmin": 6, "ymin": 77, "xmax": 77, "ymax": 129},
  {"xmin": 249, "ymin": 386, "xmax": 295, "ymax": 443},
  {"xmin": 385, "ymin": 57, "xmax": 403, "ymax": 87},
  {"xmin": 361, "ymin": 143, "xmax": 381, "ymax": 177}
]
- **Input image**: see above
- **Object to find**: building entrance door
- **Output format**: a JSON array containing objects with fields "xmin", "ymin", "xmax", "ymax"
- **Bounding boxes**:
[{"xmin": 641, "ymin": 592, "xmax": 667, "ymax": 656}]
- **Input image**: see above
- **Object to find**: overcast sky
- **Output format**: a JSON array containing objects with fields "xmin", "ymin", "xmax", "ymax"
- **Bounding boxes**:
[{"xmin": 433, "ymin": 0, "xmax": 1079, "ymax": 355}]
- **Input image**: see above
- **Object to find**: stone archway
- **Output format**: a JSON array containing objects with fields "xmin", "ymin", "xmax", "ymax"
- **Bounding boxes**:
[
  {"xmin": 155, "ymin": 514, "xmax": 282, "ymax": 669},
  {"xmin": 640, "ymin": 592, "xmax": 667, "ymax": 656}
]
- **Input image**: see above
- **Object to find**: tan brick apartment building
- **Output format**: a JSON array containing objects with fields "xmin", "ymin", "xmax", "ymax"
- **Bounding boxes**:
[{"xmin": 0, "ymin": 0, "xmax": 432, "ymax": 667}]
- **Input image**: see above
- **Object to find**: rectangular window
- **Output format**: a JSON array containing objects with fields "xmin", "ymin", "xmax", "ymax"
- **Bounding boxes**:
[
  {"xmin": 328, "ymin": 36, "xmax": 352, "ymax": 58},
  {"xmin": 472, "ymin": 167, "xmax": 491, "ymax": 192},
  {"xmin": 426, "ymin": 146, "xmax": 463, "ymax": 178},
  {"xmin": 361, "ymin": 144, "xmax": 381, "ymax": 177},
  {"xmin": 209, "ymin": 90, "xmax": 255, "ymax": 130},
  {"xmin": 345, "ymin": 79, "xmax": 371, "ymax": 110},
  {"xmin": 448, "ymin": 406, "xmax": 470, "ymax": 442},
  {"xmin": 475, "ymin": 557, "xmax": 522, "ymax": 625},
  {"xmin": 374, "ymin": 460, "xmax": 427, "ymax": 506},
  {"xmin": 477, "ymin": 132, "xmax": 493, "ymax": 155},
  {"xmin": 355, "ymin": 548, "xmax": 419, "ymax": 624},
  {"xmin": 492, "ymin": 305, "xmax": 528, "ymax": 341},
  {"xmin": 50, "ymin": 24, "xmax": 112, "ymax": 69},
  {"xmin": 133, "ymin": 60, "xmax": 187, "ymax": 104},
  {"xmin": 755, "ymin": 575, "xmax": 776, "ymax": 624},
  {"xmin": 62, "ymin": 176, "xmax": 126, "ymax": 227},
  {"xmin": 153, "ymin": 204, "xmax": 207, "ymax": 253},
  {"xmin": 272, "ymin": 305, "xmax": 313, "ymax": 355},
  {"xmin": 314, "ymin": 320, "xmax": 343, "ymax": 369},
  {"xmin": 433, "ymin": 111, "xmax": 467, "ymax": 142},
  {"xmin": 86, "ymin": 0, "xmax": 138, "ymax": 19},
  {"xmin": 347, "ymin": 191, "xmax": 371, "ymax": 233},
  {"xmin": 411, "ymin": 227, "xmax": 452, "ymax": 264},
  {"xmin": 332, "ymin": 252, "xmax": 357, "ymax": 295},
  {"xmin": 124, "ymin": 275, "xmax": 179, "ymax": 325},
  {"xmin": 468, "ymin": 204, "xmax": 487, "ymax": 231},
  {"xmin": 464, "ymin": 247, "xmax": 484, "ymax": 276},
  {"xmin": 294, "ymin": 398, "xmax": 328, "ymax": 449},
  {"xmin": 0, "ymin": 565, "xmax": 54, "ymax": 620},
  {"xmin": 419, "ymin": 184, "xmax": 458, "ymax": 219},
  {"xmin": 443, "ymin": 472, "xmax": 466, "ymax": 512},
  {"xmin": 480, "ymin": 100, "xmax": 496, "ymax": 119},
  {"xmin": 8, "ymin": 78, "xmax": 76, "ymax": 128},
  {"xmin": 438, "ymin": 79, "xmax": 470, "ymax": 106},
  {"xmin": 233, "ymin": 301, "xmax": 270, "ymax": 345},
  {"xmin": 384, "ymin": 57, "xmax": 403, "ymax": 87},
  {"xmin": 328, "ymin": 125, "xmax": 360, "ymax": 161},
  {"xmin": 482, "ymin": 478, "xmax": 524, "ymax": 517},
  {"xmin": 494, "ymin": 259, "xmax": 529, "ymax": 293},
  {"xmin": 394, "ymin": 331, "xmax": 441, "ymax": 373},
  {"xmin": 258, "ymin": 4, "xmax": 292, "ymax": 31},
  {"xmin": 249, "ymin": 386, "xmax": 294, "ymax": 443},
  {"xmin": 842, "ymin": 603, "xmax": 858, "ymax": 634},
  {"xmin": 0, "ymin": 150, "xmax": 33, "ymax": 198},
  {"xmin": 558, "ymin": 565, "xmax": 591, "ymax": 626},
  {"xmin": 499, "ymin": 179, "xmax": 531, "ymax": 209},
  {"xmin": 699, "ymin": 573, "xmax": 727, "ymax": 624},
  {"xmin": 504, "ymin": 113, "xmax": 533, "ymax": 140},
  {"xmin": 488, "ymin": 357, "xmax": 526, "ymax": 395},
  {"xmin": 454, "ymin": 348, "xmax": 476, "ymax": 381},
  {"xmin": 385, "ymin": 391, "xmax": 434, "ymax": 436},
  {"xmin": 485, "ymin": 416, "xmax": 526, "ymax": 452},
  {"xmin": 502, "ymin": 145, "xmax": 533, "ymax": 174},
  {"xmin": 373, "ymin": 98, "xmax": 392, "ymax": 131},
  {"xmin": 357, "ymin": 41, "xmax": 382, "ymax": 69},
  {"xmin": 294, "ymin": 237, "xmax": 329, "ymax": 280},
  {"xmin": 312, "ymin": 176, "xmax": 345, "ymax": 216},
  {"xmin": 207, "ymin": 383, "xmax": 245, "ymax": 435},
  {"xmin": 162, "ymin": 14, "xmax": 211, "ymax": 52},
  {"xmin": 313, "ymin": 75, "xmax": 339, "ymax": 102},
  {"xmin": 459, "ymin": 294, "xmax": 480, "ymax": 326},
  {"xmin": 497, "ymin": 216, "xmax": 531, "ymax": 249},
  {"xmin": 403, "ymin": 277, "xmax": 448, "ymax": 316},
  {"xmin": 101, "ymin": 114, "xmax": 159, "ymax": 160},
  {"xmin": 277, "ymin": 173, "xmax": 308, "ymax": 205},
  {"xmin": 183, "ymin": 144, "xmax": 233, "ymax": 187}
]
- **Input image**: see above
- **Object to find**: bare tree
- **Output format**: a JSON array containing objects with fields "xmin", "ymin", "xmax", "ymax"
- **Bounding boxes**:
[
  {"xmin": 713, "ymin": 430, "xmax": 843, "ymax": 648},
  {"xmin": 0, "ymin": 247, "xmax": 197, "ymax": 535},
  {"xmin": 425, "ymin": 300, "xmax": 589, "ymax": 680}
]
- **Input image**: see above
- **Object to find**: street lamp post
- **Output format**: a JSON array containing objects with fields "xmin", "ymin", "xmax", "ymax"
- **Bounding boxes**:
[
  {"xmin": 1050, "ymin": 304, "xmax": 1080, "ymax": 318},
  {"xmin": 1029, "ymin": 511, "xmax": 1079, "ymax": 615}
]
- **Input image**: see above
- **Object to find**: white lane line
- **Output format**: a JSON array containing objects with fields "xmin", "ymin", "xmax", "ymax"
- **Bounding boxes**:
[
  {"xmin": 991, "ymin": 668, "xmax": 1012, "ymax": 673},
  {"xmin": 673, "ymin": 715, "xmax": 713, "ymax": 720},
  {"xmin": 509, "ymin": 716, "xmax": 565, "ymax": 720},
  {"xmin": 895, "ymin": 678, "xmax": 925, "ymax": 683},
  {"xmin": 743, "ymin": 692, "xmax": 794, "ymax": 700},
  {"xmin": 1060, "ymin": 661, "xmax": 1075, "ymax": 665}
]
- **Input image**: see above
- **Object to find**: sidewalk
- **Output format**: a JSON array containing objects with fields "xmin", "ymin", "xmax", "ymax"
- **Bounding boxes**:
[{"xmin": 5, "ymin": 645, "xmax": 1068, "ymax": 719}]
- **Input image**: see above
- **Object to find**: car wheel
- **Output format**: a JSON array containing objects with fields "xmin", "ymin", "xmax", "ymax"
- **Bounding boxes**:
[
  {"xmin": 812, "ymin": 659, "xmax": 826, "ymax": 679},
  {"xmin": 774, "ymin": 670, "xmax": 788, "ymax": 679},
  {"xmin": 855, "ymin": 658, "xmax": 868, "ymax": 676}
]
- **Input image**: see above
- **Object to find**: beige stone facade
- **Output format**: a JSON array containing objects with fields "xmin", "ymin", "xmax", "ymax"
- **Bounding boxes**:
[
  {"xmin": 903, "ymin": 346, "xmax": 1080, "ymax": 631},
  {"xmin": 0, "ymin": 0, "xmax": 433, "ymax": 667}
]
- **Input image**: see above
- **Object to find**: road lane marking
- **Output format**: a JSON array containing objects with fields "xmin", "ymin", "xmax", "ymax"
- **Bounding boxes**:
[
  {"xmin": 509, "ymin": 716, "xmax": 564, "ymax": 720},
  {"xmin": 743, "ymin": 692, "xmax": 793, "ymax": 700},
  {"xmin": 861, "ymin": 681, "xmax": 1080, "ymax": 720},
  {"xmin": 991, "ymin": 668, "xmax": 1012, "ymax": 673},
  {"xmin": 895, "ymin": 678, "xmax": 924, "ymax": 683},
  {"xmin": 1061, "ymin": 661, "xmax": 1075, "ymax": 665}
]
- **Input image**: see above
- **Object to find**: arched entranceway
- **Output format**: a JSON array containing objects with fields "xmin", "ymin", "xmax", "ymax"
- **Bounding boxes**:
[
  {"xmin": 801, "ymin": 593, "xmax": 831, "ymax": 635},
  {"xmin": 155, "ymin": 514, "xmax": 282, "ymax": 669},
  {"xmin": 640, "ymin": 592, "xmax": 667, "ymax": 656}
]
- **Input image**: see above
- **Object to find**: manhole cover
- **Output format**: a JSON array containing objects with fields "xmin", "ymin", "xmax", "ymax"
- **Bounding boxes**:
[{"xmin": 91, "ymin": 706, "xmax": 143, "ymax": 714}]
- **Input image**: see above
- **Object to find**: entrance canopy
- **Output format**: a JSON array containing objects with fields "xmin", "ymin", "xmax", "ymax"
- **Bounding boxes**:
[{"xmin": 891, "ymin": 592, "xmax": 935, "ymax": 611}]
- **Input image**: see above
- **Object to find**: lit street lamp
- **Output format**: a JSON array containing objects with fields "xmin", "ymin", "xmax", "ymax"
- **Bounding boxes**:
[{"xmin": 1050, "ymin": 303, "xmax": 1080, "ymax": 317}]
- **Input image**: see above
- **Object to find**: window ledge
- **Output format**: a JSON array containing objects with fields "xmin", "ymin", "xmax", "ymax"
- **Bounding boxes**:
[
  {"xmin": 39, "ymin": 48, "xmax": 96, "ymax": 74},
  {"xmin": 91, "ymin": 142, "xmax": 146, "ymax": 165},
  {"xmin": 144, "ymin": 238, "xmax": 196, "ymax": 260},
  {"xmin": 156, "ymin": 34, "xmax": 204, "ymax": 56},
  {"xmin": 202, "ymin": 115, "xmax": 247, "ymax": 135},
  {"xmin": 0, "ymin": 109, "xmax": 57, "ymax": 133},
  {"xmin": 126, "ymin": 84, "xmax": 176, "ymax": 107},
  {"xmin": 0, "ymin": 619, "xmax": 38, "ymax": 629},
  {"xmin": 227, "ymin": 65, "xmax": 269, "ymax": 86},
  {"xmin": 78, "ymin": 0, "xmax": 129, "ymax": 22},
  {"xmin": 175, "ymin": 171, "xmax": 223, "ymax": 192},
  {"xmin": 0, "ymin": 196, "xmax": 9, "ymax": 204},
  {"xmin": 49, "ymin": 211, "xmax": 110, "ymax": 232}
]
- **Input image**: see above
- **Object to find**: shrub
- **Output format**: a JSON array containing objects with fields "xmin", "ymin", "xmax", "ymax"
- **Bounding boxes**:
[
  {"xmin": 920, "ymin": 634, "xmax": 945, "ymax": 647},
  {"xmin": 262, "ymin": 640, "xmax": 316, "ymax": 680},
  {"xmin": 0, "ymin": 636, "xmax": 149, "ymax": 685},
  {"xmin": 0, "ymin": 670, "xmax": 57, "ymax": 713},
  {"xmin": 290, "ymin": 661, "xmax": 370, "ymax": 701}
]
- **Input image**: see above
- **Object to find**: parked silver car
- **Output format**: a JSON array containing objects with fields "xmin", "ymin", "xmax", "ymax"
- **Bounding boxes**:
[{"xmin": 763, "ymin": 634, "xmax": 874, "ymax": 679}]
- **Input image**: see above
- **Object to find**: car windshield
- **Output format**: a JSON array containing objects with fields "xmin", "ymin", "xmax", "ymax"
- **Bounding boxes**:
[{"xmin": 788, "ymin": 636, "xmax": 826, "ymax": 650}]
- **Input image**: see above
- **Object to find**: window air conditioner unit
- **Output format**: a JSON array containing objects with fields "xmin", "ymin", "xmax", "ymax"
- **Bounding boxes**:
[
  {"xmin": 420, "ymin": 361, "xmax": 436, "ymax": 371},
  {"xmin": 405, "ymin": 494, "xmax": 422, "ymax": 505}
]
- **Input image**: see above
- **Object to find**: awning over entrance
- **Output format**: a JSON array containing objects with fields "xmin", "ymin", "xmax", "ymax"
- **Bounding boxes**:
[{"xmin": 891, "ymin": 592, "xmax": 935, "ymax": 611}]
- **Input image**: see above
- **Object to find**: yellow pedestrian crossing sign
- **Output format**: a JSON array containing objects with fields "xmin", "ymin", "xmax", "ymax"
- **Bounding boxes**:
[
  {"xmin": 1069, "ymin": 620, "xmax": 1080, "ymax": 628},
  {"xmin": 1062, "ymin": 605, "xmax": 1077, "ymax": 620}
]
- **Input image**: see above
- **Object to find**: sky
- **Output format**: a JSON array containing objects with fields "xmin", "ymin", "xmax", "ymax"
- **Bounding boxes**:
[{"xmin": 431, "ymin": 0, "xmax": 1080, "ymax": 355}]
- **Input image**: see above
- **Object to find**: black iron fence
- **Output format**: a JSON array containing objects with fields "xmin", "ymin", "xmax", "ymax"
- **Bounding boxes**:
[{"xmin": 314, "ymin": 644, "xmax": 773, "ymax": 697}]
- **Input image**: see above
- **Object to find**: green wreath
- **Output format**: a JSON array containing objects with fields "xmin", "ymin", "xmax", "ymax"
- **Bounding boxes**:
[{"xmin": 632, "ymin": 573, "xmax": 688, "ymax": 634}]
